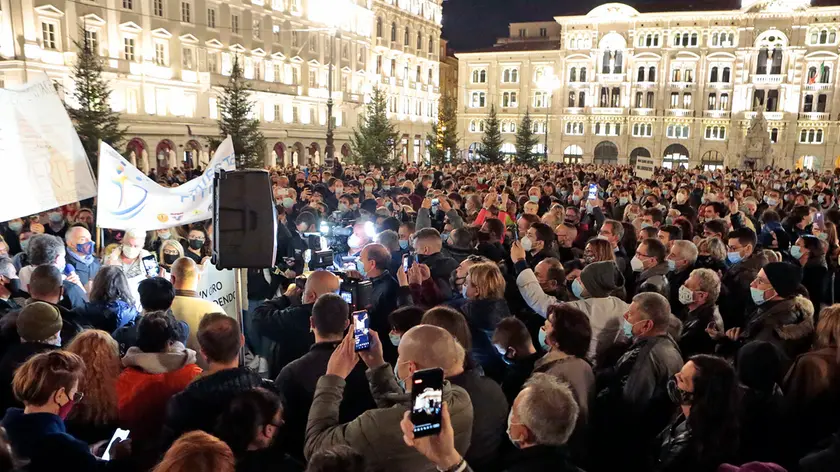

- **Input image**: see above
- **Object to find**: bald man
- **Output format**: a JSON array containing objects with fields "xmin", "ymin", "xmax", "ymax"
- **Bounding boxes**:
[
  {"xmin": 306, "ymin": 325, "xmax": 474, "ymax": 471},
  {"xmin": 252, "ymin": 270, "xmax": 341, "ymax": 378},
  {"xmin": 64, "ymin": 225, "xmax": 100, "ymax": 290},
  {"xmin": 359, "ymin": 243, "xmax": 413, "ymax": 363},
  {"xmin": 169, "ymin": 257, "xmax": 224, "ymax": 369}
]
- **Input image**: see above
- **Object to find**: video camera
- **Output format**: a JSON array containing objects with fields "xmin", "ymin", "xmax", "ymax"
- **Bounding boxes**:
[{"xmin": 330, "ymin": 269, "xmax": 372, "ymax": 311}]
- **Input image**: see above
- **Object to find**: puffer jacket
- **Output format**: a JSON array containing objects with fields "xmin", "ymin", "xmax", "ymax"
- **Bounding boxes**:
[
  {"xmin": 738, "ymin": 295, "xmax": 815, "ymax": 367},
  {"xmin": 75, "ymin": 299, "xmax": 139, "ymax": 333},
  {"xmin": 116, "ymin": 342, "xmax": 202, "ymax": 444},
  {"xmin": 304, "ymin": 363, "xmax": 474, "ymax": 472}
]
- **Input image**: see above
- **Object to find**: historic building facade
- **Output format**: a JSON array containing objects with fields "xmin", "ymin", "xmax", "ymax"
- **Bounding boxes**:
[
  {"xmin": 457, "ymin": 0, "xmax": 840, "ymax": 170},
  {"xmin": 0, "ymin": 0, "xmax": 441, "ymax": 169}
]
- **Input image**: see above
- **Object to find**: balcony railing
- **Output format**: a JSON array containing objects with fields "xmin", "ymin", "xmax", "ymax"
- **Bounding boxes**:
[
  {"xmin": 668, "ymin": 81, "xmax": 695, "ymax": 89},
  {"xmin": 598, "ymin": 73, "xmax": 624, "ymax": 83},
  {"xmin": 591, "ymin": 107, "xmax": 624, "ymax": 115},
  {"xmin": 391, "ymin": 41, "xmax": 403, "ymax": 52},
  {"xmin": 564, "ymin": 107, "xmax": 585, "ymax": 114},
  {"xmin": 707, "ymin": 82, "xmax": 732, "ymax": 89},
  {"xmin": 801, "ymin": 112, "xmax": 830, "ymax": 120},
  {"xmin": 744, "ymin": 111, "xmax": 783, "ymax": 120},
  {"xmin": 703, "ymin": 110, "xmax": 731, "ymax": 118},
  {"xmin": 667, "ymin": 109, "xmax": 694, "ymax": 117},
  {"xmin": 631, "ymin": 108, "xmax": 654, "ymax": 116},
  {"xmin": 752, "ymin": 74, "xmax": 783, "ymax": 84},
  {"xmin": 375, "ymin": 37, "xmax": 387, "ymax": 48},
  {"xmin": 804, "ymin": 83, "xmax": 831, "ymax": 92}
]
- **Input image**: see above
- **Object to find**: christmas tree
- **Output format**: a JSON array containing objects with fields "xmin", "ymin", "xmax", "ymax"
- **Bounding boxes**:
[
  {"xmin": 477, "ymin": 105, "xmax": 503, "ymax": 164},
  {"xmin": 515, "ymin": 109, "xmax": 541, "ymax": 167},
  {"xmin": 350, "ymin": 87, "xmax": 400, "ymax": 167},
  {"xmin": 211, "ymin": 56, "xmax": 266, "ymax": 168}
]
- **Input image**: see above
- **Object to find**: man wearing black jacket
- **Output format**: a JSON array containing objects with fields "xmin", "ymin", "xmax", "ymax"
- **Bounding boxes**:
[
  {"xmin": 251, "ymin": 271, "xmax": 341, "ymax": 378},
  {"xmin": 413, "ymin": 228, "xmax": 459, "ymax": 300},
  {"xmin": 523, "ymin": 223, "xmax": 561, "ymax": 269},
  {"xmin": 275, "ymin": 294, "xmax": 376, "ymax": 460},
  {"xmin": 162, "ymin": 313, "xmax": 274, "ymax": 450}
]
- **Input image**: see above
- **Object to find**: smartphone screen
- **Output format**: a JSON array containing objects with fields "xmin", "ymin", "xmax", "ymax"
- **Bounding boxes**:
[
  {"xmin": 729, "ymin": 190, "xmax": 735, "ymax": 202},
  {"xmin": 352, "ymin": 310, "xmax": 370, "ymax": 351},
  {"xmin": 411, "ymin": 367, "xmax": 444, "ymax": 438},
  {"xmin": 815, "ymin": 212, "xmax": 825, "ymax": 229},
  {"xmin": 403, "ymin": 253, "xmax": 413, "ymax": 271},
  {"xmin": 587, "ymin": 183, "xmax": 598, "ymax": 200},
  {"xmin": 102, "ymin": 428, "xmax": 130, "ymax": 461},
  {"xmin": 141, "ymin": 255, "xmax": 158, "ymax": 277},
  {"xmin": 340, "ymin": 291, "xmax": 353, "ymax": 305}
]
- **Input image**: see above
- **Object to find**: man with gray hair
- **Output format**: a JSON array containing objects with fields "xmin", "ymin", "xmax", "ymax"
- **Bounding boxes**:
[
  {"xmin": 0, "ymin": 257, "xmax": 22, "ymax": 314},
  {"xmin": 18, "ymin": 234, "xmax": 87, "ymax": 311},
  {"xmin": 677, "ymin": 268, "xmax": 724, "ymax": 359},
  {"xmin": 666, "ymin": 240, "xmax": 699, "ymax": 318},
  {"xmin": 377, "ymin": 229, "xmax": 404, "ymax": 275},
  {"xmin": 591, "ymin": 291, "xmax": 682, "ymax": 471}
]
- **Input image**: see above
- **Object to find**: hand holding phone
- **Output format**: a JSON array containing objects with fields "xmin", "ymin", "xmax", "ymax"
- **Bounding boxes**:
[
  {"xmin": 587, "ymin": 184, "xmax": 598, "ymax": 201},
  {"xmin": 403, "ymin": 253, "xmax": 413, "ymax": 271},
  {"xmin": 141, "ymin": 255, "xmax": 159, "ymax": 278},
  {"xmin": 352, "ymin": 310, "xmax": 371, "ymax": 351},
  {"xmin": 410, "ymin": 367, "xmax": 445, "ymax": 438},
  {"xmin": 102, "ymin": 428, "xmax": 130, "ymax": 461}
]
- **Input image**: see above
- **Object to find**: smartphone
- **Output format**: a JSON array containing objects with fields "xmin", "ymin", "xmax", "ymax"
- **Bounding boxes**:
[
  {"xmin": 352, "ymin": 310, "xmax": 371, "ymax": 351},
  {"xmin": 141, "ymin": 255, "xmax": 158, "ymax": 277},
  {"xmin": 410, "ymin": 367, "xmax": 444, "ymax": 438},
  {"xmin": 339, "ymin": 291, "xmax": 353, "ymax": 305},
  {"xmin": 587, "ymin": 183, "xmax": 598, "ymax": 201},
  {"xmin": 102, "ymin": 428, "xmax": 130, "ymax": 461},
  {"xmin": 729, "ymin": 190, "xmax": 735, "ymax": 202},
  {"xmin": 815, "ymin": 212, "xmax": 825, "ymax": 229},
  {"xmin": 431, "ymin": 198, "xmax": 440, "ymax": 206},
  {"xmin": 403, "ymin": 253, "xmax": 413, "ymax": 271}
]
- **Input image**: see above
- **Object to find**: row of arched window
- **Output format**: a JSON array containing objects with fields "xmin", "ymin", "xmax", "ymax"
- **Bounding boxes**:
[
  {"xmin": 375, "ymin": 17, "xmax": 434, "ymax": 53},
  {"xmin": 800, "ymin": 128, "xmax": 824, "ymax": 144},
  {"xmin": 705, "ymin": 126, "xmax": 726, "ymax": 140},
  {"xmin": 632, "ymin": 123, "xmax": 653, "ymax": 137},
  {"xmin": 666, "ymin": 124, "xmax": 690, "ymax": 139},
  {"xmin": 569, "ymin": 67, "xmax": 587, "ymax": 82},
  {"xmin": 565, "ymin": 122, "xmax": 584, "ymax": 135},
  {"xmin": 810, "ymin": 29, "xmax": 838, "ymax": 45}
]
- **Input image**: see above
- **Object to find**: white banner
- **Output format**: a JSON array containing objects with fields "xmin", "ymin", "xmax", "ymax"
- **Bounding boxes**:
[
  {"xmin": 197, "ymin": 261, "xmax": 238, "ymax": 319},
  {"xmin": 96, "ymin": 136, "xmax": 236, "ymax": 230},
  {"xmin": 0, "ymin": 80, "xmax": 97, "ymax": 221},
  {"xmin": 635, "ymin": 157, "xmax": 655, "ymax": 180}
]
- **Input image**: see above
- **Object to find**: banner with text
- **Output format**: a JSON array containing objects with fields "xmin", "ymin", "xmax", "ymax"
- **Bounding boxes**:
[
  {"xmin": 0, "ymin": 80, "xmax": 97, "ymax": 221},
  {"xmin": 96, "ymin": 136, "xmax": 236, "ymax": 230},
  {"xmin": 635, "ymin": 157, "xmax": 655, "ymax": 180},
  {"xmin": 198, "ymin": 261, "xmax": 238, "ymax": 319}
]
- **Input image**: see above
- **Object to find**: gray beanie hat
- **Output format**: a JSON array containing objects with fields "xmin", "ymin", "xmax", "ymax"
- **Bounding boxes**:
[{"xmin": 580, "ymin": 261, "xmax": 624, "ymax": 298}]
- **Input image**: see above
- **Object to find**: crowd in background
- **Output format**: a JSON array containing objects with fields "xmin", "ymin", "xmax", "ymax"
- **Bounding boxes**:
[{"xmin": 0, "ymin": 162, "xmax": 839, "ymax": 472}]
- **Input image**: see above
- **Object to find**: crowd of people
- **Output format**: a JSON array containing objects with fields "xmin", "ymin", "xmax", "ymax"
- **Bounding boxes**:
[{"xmin": 0, "ymin": 162, "xmax": 839, "ymax": 472}]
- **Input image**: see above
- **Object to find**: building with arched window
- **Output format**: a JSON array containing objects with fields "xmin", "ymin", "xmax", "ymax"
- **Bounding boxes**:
[{"xmin": 456, "ymin": 1, "xmax": 840, "ymax": 170}]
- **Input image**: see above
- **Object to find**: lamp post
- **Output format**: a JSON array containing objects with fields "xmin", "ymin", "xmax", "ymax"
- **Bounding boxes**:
[
  {"xmin": 536, "ymin": 73, "xmax": 561, "ymax": 162},
  {"xmin": 325, "ymin": 29, "xmax": 338, "ymax": 170}
]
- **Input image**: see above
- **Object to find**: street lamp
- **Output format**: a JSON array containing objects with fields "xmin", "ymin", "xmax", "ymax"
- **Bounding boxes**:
[
  {"xmin": 325, "ymin": 28, "xmax": 338, "ymax": 170},
  {"xmin": 536, "ymin": 72, "xmax": 561, "ymax": 162}
]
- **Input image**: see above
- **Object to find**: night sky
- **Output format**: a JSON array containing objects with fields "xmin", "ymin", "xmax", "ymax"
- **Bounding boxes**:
[{"xmin": 441, "ymin": 0, "xmax": 840, "ymax": 52}]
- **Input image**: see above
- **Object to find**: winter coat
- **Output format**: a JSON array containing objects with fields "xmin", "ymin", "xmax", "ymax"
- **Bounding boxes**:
[
  {"xmin": 735, "ymin": 295, "xmax": 816, "ymax": 369},
  {"xmin": 634, "ymin": 262, "xmax": 671, "ymax": 299},
  {"xmin": 251, "ymin": 298, "xmax": 315, "ymax": 378},
  {"xmin": 533, "ymin": 352, "xmax": 595, "ymax": 424},
  {"xmin": 652, "ymin": 414, "xmax": 735, "ymax": 472},
  {"xmin": 163, "ymin": 367, "xmax": 275, "ymax": 451},
  {"xmin": 367, "ymin": 271, "xmax": 413, "ymax": 364},
  {"xmin": 304, "ymin": 363, "xmax": 474, "ymax": 472},
  {"xmin": 0, "ymin": 342, "xmax": 57, "ymax": 413},
  {"xmin": 719, "ymin": 251, "xmax": 768, "ymax": 329},
  {"xmin": 448, "ymin": 368, "xmax": 508, "ymax": 471},
  {"xmin": 2, "ymin": 409, "xmax": 122, "ymax": 472},
  {"xmin": 116, "ymin": 342, "xmax": 202, "ymax": 445},
  {"xmin": 274, "ymin": 342, "xmax": 376, "ymax": 460},
  {"xmin": 169, "ymin": 291, "xmax": 224, "ymax": 369},
  {"xmin": 417, "ymin": 251, "xmax": 460, "ymax": 300},
  {"xmin": 456, "ymin": 298, "xmax": 511, "ymax": 382},
  {"xmin": 500, "ymin": 444, "xmax": 585, "ymax": 472},
  {"xmin": 738, "ymin": 385, "xmax": 786, "ymax": 465},
  {"xmin": 679, "ymin": 303, "xmax": 724, "ymax": 360},
  {"xmin": 499, "ymin": 352, "xmax": 541, "ymax": 406},
  {"xmin": 75, "ymin": 299, "xmax": 139, "ymax": 334}
]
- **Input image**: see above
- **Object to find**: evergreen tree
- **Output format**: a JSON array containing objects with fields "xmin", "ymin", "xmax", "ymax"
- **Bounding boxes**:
[
  {"xmin": 426, "ymin": 96, "xmax": 458, "ymax": 165},
  {"xmin": 66, "ymin": 35, "xmax": 126, "ymax": 172},
  {"xmin": 210, "ymin": 56, "xmax": 266, "ymax": 168},
  {"xmin": 515, "ymin": 109, "xmax": 541, "ymax": 167},
  {"xmin": 478, "ymin": 105, "xmax": 503, "ymax": 164},
  {"xmin": 350, "ymin": 87, "xmax": 400, "ymax": 167}
]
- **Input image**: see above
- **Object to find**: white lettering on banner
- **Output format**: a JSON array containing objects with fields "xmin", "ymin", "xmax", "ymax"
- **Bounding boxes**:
[
  {"xmin": 0, "ymin": 80, "xmax": 97, "ymax": 221},
  {"xmin": 96, "ymin": 136, "xmax": 236, "ymax": 230},
  {"xmin": 197, "ymin": 261, "xmax": 238, "ymax": 319},
  {"xmin": 635, "ymin": 157, "xmax": 655, "ymax": 180}
]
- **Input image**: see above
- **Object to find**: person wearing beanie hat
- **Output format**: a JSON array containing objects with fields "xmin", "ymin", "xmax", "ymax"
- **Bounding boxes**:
[
  {"xmin": 0, "ymin": 301, "xmax": 63, "ymax": 412},
  {"xmin": 713, "ymin": 263, "xmax": 814, "ymax": 371}
]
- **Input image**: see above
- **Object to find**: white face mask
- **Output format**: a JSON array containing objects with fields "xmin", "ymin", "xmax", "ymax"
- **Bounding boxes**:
[
  {"xmin": 630, "ymin": 255, "xmax": 645, "ymax": 272},
  {"xmin": 122, "ymin": 245, "xmax": 141, "ymax": 259},
  {"xmin": 506, "ymin": 410, "xmax": 524, "ymax": 449},
  {"xmin": 678, "ymin": 285, "xmax": 695, "ymax": 305},
  {"xmin": 520, "ymin": 236, "xmax": 533, "ymax": 252}
]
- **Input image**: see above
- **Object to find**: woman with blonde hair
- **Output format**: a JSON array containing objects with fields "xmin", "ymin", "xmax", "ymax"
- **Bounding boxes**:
[
  {"xmin": 455, "ymin": 262, "xmax": 509, "ymax": 381},
  {"xmin": 153, "ymin": 431, "xmax": 235, "ymax": 472},
  {"xmin": 159, "ymin": 239, "xmax": 185, "ymax": 277},
  {"xmin": 695, "ymin": 237, "xmax": 728, "ymax": 274},
  {"xmin": 64, "ymin": 330, "xmax": 121, "ymax": 444},
  {"xmin": 783, "ymin": 304, "xmax": 840, "ymax": 461}
]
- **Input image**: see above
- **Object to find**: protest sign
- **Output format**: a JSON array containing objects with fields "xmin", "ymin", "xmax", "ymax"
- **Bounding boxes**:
[
  {"xmin": 198, "ymin": 261, "xmax": 238, "ymax": 319},
  {"xmin": 96, "ymin": 136, "xmax": 235, "ymax": 230},
  {"xmin": 635, "ymin": 157, "xmax": 655, "ymax": 179},
  {"xmin": 0, "ymin": 80, "xmax": 97, "ymax": 221}
]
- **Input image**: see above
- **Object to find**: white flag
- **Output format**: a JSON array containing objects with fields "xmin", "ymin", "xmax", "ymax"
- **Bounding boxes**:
[
  {"xmin": 0, "ymin": 80, "xmax": 97, "ymax": 221},
  {"xmin": 96, "ymin": 136, "xmax": 236, "ymax": 230}
]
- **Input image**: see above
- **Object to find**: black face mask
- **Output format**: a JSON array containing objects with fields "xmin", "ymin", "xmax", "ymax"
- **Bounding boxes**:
[
  {"xmin": 189, "ymin": 239, "xmax": 205, "ymax": 250},
  {"xmin": 163, "ymin": 254, "xmax": 179, "ymax": 265},
  {"xmin": 564, "ymin": 219, "xmax": 578, "ymax": 226},
  {"xmin": 667, "ymin": 379, "xmax": 694, "ymax": 405}
]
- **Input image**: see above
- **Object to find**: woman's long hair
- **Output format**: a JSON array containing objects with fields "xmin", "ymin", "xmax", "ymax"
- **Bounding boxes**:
[
  {"xmin": 215, "ymin": 388, "xmax": 282, "ymax": 456},
  {"xmin": 89, "ymin": 266, "xmax": 136, "ymax": 306},
  {"xmin": 686, "ymin": 355, "xmax": 741, "ymax": 459},
  {"xmin": 65, "ymin": 330, "xmax": 120, "ymax": 425}
]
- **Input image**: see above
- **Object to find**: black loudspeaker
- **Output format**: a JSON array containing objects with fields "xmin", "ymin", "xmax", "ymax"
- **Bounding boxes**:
[{"xmin": 212, "ymin": 169, "xmax": 277, "ymax": 269}]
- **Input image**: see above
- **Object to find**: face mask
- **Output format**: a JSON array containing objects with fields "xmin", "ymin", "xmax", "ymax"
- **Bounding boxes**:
[
  {"xmin": 281, "ymin": 197, "xmax": 295, "ymax": 209},
  {"xmin": 571, "ymin": 278, "xmax": 584, "ymax": 299},
  {"xmin": 75, "ymin": 242, "xmax": 94, "ymax": 255},
  {"xmin": 630, "ymin": 256, "xmax": 645, "ymax": 272},
  {"xmin": 619, "ymin": 197, "xmax": 629, "ymax": 206},
  {"xmin": 365, "ymin": 185, "xmax": 374, "ymax": 193},
  {"xmin": 572, "ymin": 196, "xmax": 581, "ymax": 204},
  {"xmin": 382, "ymin": 184, "xmax": 391, "ymax": 191},
  {"xmin": 622, "ymin": 318, "xmax": 636, "ymax": 339},
  {"xmin": 790, "ymin": 245, "xmax": 805, "ymax": 259},
  {"xmin": 538, "ymin": 326, "xmax": 550, "ymax": 351},
  {"xmin": 48, "ymin": 212, "xmax": 64, "ymax": 224},
  {"xmin": 506, "ymin": 411, "xmax": 524, "ymax": 449},
  {"xmin": 441, "ymin": 233, "xmax": 450, "ymax": 243},
  {"xmin": 667, "ymin": 259, "xmax": 677, "ymax": 272},
  {"xmin": 529, "ymin": 195, "xmax": 539, "ymax": 203},
  {"xmin": 8, "ymin": 222, "xmax": 22, "ymax": 232},
  {"xmin": 4, "ymin": 278, "xmax": 21, "ymax": 295},
  {"xmin": 818, "ymin": 232, "xmax": 828, "ymax": 241},
  {"xmin": 399, "ymin": 240, "xmax": 409, "ymax": 250},
  {"xmin": 818, "ymin": 195, "xmax": 825, "ymax": 204},
  {"xmin": 751, "ymin": 286, "xmax": 768, "ymax": 306},
  {"xmin": 394, "ymin": 362, "xmax": 407, "ymax": 392},
  {"xmin": 158, "ymin": 231, "xmax": 171, "ymax": 240},
  {"xmin": 389, "ymin": 333, "xmax": 401, "ymax": 347},
  {"xmin": 678, "ymin": 285, "xmax": 695, "ymax": 305},
  {"xmin": 339, "ymin": 203, "xmax": 349, "ymax": 213},
  {"xmin": 520, "ymin": 236, "xmax": 533, "ymax": 252},
  {"xmin": 122, "ymin": 245, "xmax": 141, "ymax": 259},
  {"xmin": 163, "ymin": 253, "xmax": 179, "ymax": 265},
  {"xmin": 58, "ymin": 397, "xmax": 76, "ymax": 420},
  {"xmin": 667, "ymin": 379, "xmax": 694, "ymax": 405},
  {"xmin": 640, "ymin": 222, "xmax": 652, "ymax": 229},
  {"xmin": 727, "ymin": 251, "xmax": 743, "ymax": 265},
  {"xmin": 189, "ymin": 239, "xmax": 205, "ymax": 251},
  {"xmin": 765, "ymin": 196, "xmax": 778, "ymax": 207},
  {"xmin": 335, "ymin": 188, "xmax": 344, "ymax": 196},
  {"xmin": 348, "ymin": 234, "xmax": 362, "ymax": 249},
  {"xmin": 20, "ymin": 240, "xmax": 29, "ymax": 253}
]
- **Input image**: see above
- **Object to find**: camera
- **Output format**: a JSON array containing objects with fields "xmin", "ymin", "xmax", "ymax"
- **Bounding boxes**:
[{"xmin": 330, "ymin": 269, "xmax": 373, "ymax": 310}]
